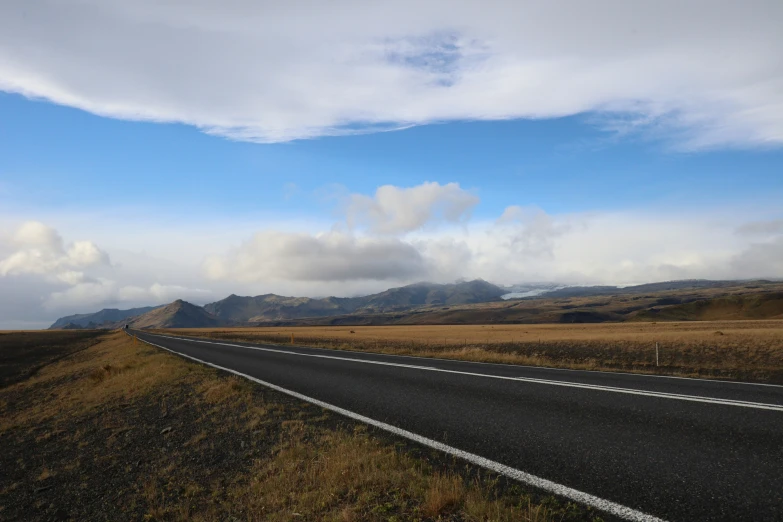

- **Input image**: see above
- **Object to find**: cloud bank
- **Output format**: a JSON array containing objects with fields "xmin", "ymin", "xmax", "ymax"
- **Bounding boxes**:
[
  {"xmin": 0, "ymin": 1, "xmax": 782, "ymax": 148},
  {"xmin": 2, "ymin": 183, "xmax": 783, "ymax": 328}
]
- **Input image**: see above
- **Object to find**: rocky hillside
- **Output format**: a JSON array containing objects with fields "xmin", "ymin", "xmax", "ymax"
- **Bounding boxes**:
[
  {"xmin": 203, "ymin": 280, "xmax": 506, "ymax": 322},
  {"xmin": 49, "ymin": 306, "xmax": 160, "ymax": 329},
  {"xmin": 126, "ymin": 300, "xmax": 224, "ymax": 329},
  {"xmin": 203, "ymin": 294, "xmax": 361, "ymax": 323}
]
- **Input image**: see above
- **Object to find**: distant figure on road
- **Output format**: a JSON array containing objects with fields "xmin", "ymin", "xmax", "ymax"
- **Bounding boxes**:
[{"xmin": 124, "ymin": 324, "xmax": 129, "ymax": 329}]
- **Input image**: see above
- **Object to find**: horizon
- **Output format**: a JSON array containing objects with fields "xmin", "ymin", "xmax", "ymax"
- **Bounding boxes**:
[
  {"xmin": 46, "ymin": 276, "xmax": 782, "ymax": 327},
  {"xmin": 2, "ymin": 1, "xmax": 783, "ymax": 328}
]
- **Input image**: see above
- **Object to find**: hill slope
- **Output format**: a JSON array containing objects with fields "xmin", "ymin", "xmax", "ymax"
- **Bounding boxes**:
[
  {"xmin": 248, "ymin": 282, "xmax": 783, "ymax": 326},
  {"xmin": 204, "ymin": 280, "xmax": 505, "ymax": 322},
  {"xmin": 203, "ymin": 294, "xmax": 361, "ymax": 322},
  {"xmin": 539, "ymin": 279, "xmax": 760, "ymax": 299},
  {"xmin": 632, "ymin": 292, "xmax": 783, "ymax": 321},
  {"xmin": 49, "ymin": 306, "xmax": 160, "ymax": 329},
  {"xmin": 127, "ymin": 300, "xmax": 224, "ymax": 329}
]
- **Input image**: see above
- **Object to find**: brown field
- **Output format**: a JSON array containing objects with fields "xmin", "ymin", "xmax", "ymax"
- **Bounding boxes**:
[
  {"xmin": 165, "ymin": 319, "xmax": 783, "ymax": 383},
  {"xmin": 1, "ymin": 330, "xmax": 601, "ymax": 521}
]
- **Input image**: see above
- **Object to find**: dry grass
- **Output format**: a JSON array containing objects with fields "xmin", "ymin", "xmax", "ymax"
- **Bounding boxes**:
[
  {"xmin": 1, "ymin": 331, "xmax": 593, "ymax": 521},
  {"xmin": 230, "ymin": 424, "xmax": 551, "ymax": 522},
  {"xmin": 36, "ymin": 467, "xmax": 55, "ymax": 481},
  {"xmin": 0, "ymin": 333, "xmax": 190, "ymax": 431},
  {"xmin": 166, "ymin": 320, "xmax": 783, "ymax": 382}
]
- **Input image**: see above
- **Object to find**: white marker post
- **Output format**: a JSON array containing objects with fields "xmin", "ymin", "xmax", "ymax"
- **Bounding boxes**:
[{"xmin": 656, "ymin": 343, "xmax": 659, "ymax": 367}]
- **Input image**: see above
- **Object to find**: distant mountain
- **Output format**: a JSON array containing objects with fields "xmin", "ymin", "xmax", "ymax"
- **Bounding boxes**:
[
  {"xmin": 49, "ymin": 306, "xmax": 160, "ymax": 329},
  {"xmin": 204, "ymin": 279, "xmax": 506, "ymax": 322},
  {"xmin": 252, "ymin": 280, "xmax": 783, "ymax": 326},
  {"xmin": 46, "ymin": 279, "xmax": 783, "ymax": 330},
  {"xmin": 203, "ymin": 293, "xmax": 361, "ymax": 323},
  {"xmin": 361, "ymin": 280, "xmax": 506, "ymax": 311},
  {"xmin": 127, "ymin": 300, "xmax": 223, "ymax": 329},
  {"xmin": 534, "ymin": 280, "xmax": 765, "ymax": 299}
]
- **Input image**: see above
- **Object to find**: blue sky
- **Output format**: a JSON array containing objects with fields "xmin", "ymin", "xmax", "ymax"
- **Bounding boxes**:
[
  {"xmin": 3, "ymin": 92, "xmax": 781, "ymax": 219},
  {"xmin": 1, "ymin": 1, "xmax": 782, "ymax": 327}
]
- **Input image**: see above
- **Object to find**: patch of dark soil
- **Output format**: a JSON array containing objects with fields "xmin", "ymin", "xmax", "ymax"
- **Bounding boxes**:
[
  {"xmin": 0, "ymin": 331, "xmax": 104, "ymax": 387},
  {"xmin": 558, "ymin": 311, "xmax": 617, "ymax": 323},
  {"xmin": 0, "ymin": 370, "xmax": 338, "ymax": 521}
]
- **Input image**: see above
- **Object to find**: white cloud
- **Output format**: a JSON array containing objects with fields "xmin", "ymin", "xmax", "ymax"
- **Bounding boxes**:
[
  {"xmin": 495, "ymin": 206, "xmax": 573, "ymax": 259},
  {"xmin": 0, "ymin": 221, "xmax": 213, "ymax": 326},
  {"xmin": 0, "ymin": 221, "xmax": 109, "ymax": 279},
  {"xmin": 2, "ymin": 197, "xmax": 783, "ymax": 328},
  {"xmin": 346, "ymin": 182, "xmax": 478, "ymax": 234},
  {"xmin": 205, "ymin": 230, "xmax": 428, "ymax": 283},
  {"xmin": 44, "ymin": 281, "xmax": 212, "ymax": 311},
  {"xmin": 204, "ymin": 201, "xmax": 783, "ymax": 289},
  {"xmin": 117, "ymin": 283, "xmax": 212, "ymax": 304},
  {"xmin": 0, "ymin": 1, "xmax": 781, "ymax": 148}
]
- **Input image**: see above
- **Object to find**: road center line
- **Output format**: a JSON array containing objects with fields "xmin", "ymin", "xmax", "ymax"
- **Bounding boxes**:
[
  {"xmin": 134, "ymin": 333, "xmax": 666, "ymax": 522},
  {"xmin": 145, "ymin": 333, "xmax": 783, "ymax": 412}
]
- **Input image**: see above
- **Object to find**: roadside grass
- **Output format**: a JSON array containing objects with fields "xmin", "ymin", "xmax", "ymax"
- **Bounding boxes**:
[
  {"xmin": 0, "ymin": 331, "xmax": 601, "ymax": 521},
  {"xmin": 166, "ymin": 320, "xmax": 783, "ymax": 383},
  {"xmin": 0, "ymin": 330, "xmax": 104, "ymax": 387}
]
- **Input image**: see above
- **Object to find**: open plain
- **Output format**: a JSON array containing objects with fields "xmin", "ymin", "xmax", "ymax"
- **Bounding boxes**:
[{"xmin": 164, "ymin": 319, "xmax": 783, "ymax": 383}]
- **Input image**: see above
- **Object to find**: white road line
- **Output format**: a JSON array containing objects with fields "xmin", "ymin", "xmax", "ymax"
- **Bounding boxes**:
[
  {"xmin": 146, "ymin": 333, "xmax": 783, "ymax": 412},
  {"xmin": 176, "ymin": 333, "xmax": 783, "ymax": 388},
  {"xmin": 133, "ymin": 333, "xmax": 665, "ymax": 522},
  {"xmin": 155, "ymin": 332, "xmax": 783, "ymax": 389}
]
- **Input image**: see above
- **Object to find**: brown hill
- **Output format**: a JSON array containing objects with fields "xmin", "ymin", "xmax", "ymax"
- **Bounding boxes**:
[
  {"xmin": 127, "ymin": 300, "xmax": 224, "ymax": 329},
  {"xmin": 203, "ymin": 280, "xmax": 506, "ymax": 322},
  {"xmin": 203, "ymin": 294, "xmax": 358, "ymax": 322},
  {"xmin": 247, "ymin": 282, "xmax": 783, "ymax": 326},
  {"xmin": 49, "ymin": 306, "xmax": 160, "ymax": 329},
  {"xmin": 632, "ymin": 292, "xmax": 783, "ymax": 321}
]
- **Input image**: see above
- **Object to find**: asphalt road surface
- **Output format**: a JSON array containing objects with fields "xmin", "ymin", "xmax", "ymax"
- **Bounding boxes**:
[{"xmin": 129, "ymin": 330, "xmax": 783, "ymax": 522}]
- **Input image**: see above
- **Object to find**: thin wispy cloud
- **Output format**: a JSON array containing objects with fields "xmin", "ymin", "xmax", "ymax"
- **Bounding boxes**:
[{"xmin": 1, "ymin": 1, "xmax": 781, "ymax": 148}]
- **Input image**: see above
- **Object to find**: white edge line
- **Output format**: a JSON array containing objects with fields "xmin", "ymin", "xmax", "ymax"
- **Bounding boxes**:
[
  {"xmin": 129, "ymin": 332, "xmax": 666, "ymax": 522},
  {"xmin": 145, "ymin": 332, "xmax": 783, "ymax": 412},
  {"xmin": 157, "ymin": 329, "xmax": 783, "ymax": 389}
]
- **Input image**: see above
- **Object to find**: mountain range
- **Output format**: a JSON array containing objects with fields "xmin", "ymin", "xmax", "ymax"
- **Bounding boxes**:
[
  {"xmin": 49, "ymin": 278, "xmax": 783, "ymax": 329},
  {"xmin": 50, "ymin": 279, "xmax": 506, "ymax": 329},
  {"xmin": 49, "ymin": 306, "xmax": 161, "ymax": 329}
]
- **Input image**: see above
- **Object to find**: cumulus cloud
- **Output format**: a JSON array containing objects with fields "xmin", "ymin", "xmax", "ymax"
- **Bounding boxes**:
[
  {"xmin": 495, "ymin": 206, "xmax": 573, "ymax": 259},
  {"xmin": 205, "ymin": 231, "xmax": 428, "ymax": 283},
  {"xmin": 203, "ymin": 205, "xmax": 783, "ymax": 290},
  {"xmin": 3, "ymin": 203, "xmax": 783, "ymax": 328},
  {"xmin": 0, "ymin": 1, "xmax": 781, "ymax": 148},
  {"xmin": 0, "ymin": 221, "xmax": 109, "ymax": 279},
  {"xmin": 346, "ymin": 182, "xmax": 478, "ymax": 234},
  {"xmin": 0, "ymin": 221, "xmax": 212, "ymax": 326}
]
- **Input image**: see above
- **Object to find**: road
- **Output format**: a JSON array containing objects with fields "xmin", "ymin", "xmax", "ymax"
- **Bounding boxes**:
[{"xmin": 129, "ymin": 330, "xmax": 783, "ymax": 522}]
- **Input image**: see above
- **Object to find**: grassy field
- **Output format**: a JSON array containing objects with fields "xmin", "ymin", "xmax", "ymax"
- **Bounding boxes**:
[
  {"xmin": 0, "ymin": 330, "xmax": 602, "ymax": 521},
  {"xmin": 166, "ymin": 319, "xmax": 783, "ymax": 383}
]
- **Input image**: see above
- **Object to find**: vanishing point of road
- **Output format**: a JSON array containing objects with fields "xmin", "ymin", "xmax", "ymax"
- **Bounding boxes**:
[{"xmin": 129, "ymin": 330, "xmax": 783, "ymax": 522}]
